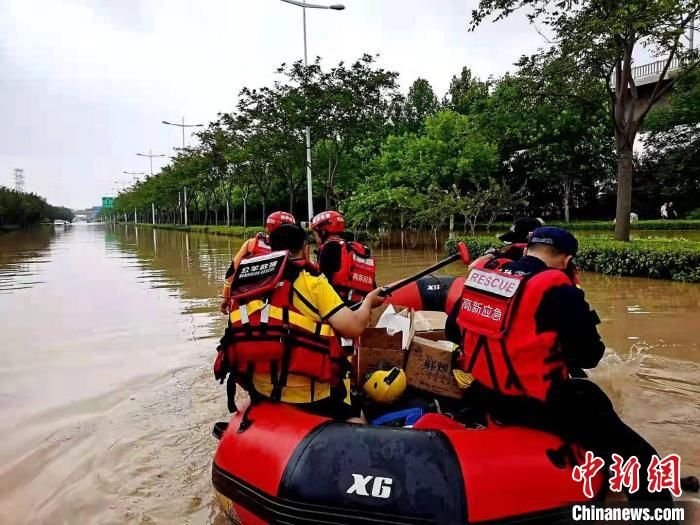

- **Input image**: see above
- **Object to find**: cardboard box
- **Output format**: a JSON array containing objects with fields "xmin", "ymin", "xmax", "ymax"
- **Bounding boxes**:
[
  {"xmin": 416, "ymin": 330, "xmax": 446, "ymax": 342},
  {"xmin": 356, "ymin": 305, "xmax": 415, "ymax": 382},
  {"xmin": 405, "ymin": 336, "xmax": 463, "ymax": 399},
  {"xmin": 413, "ymin": 310, "xmax": 447, "ymax": 332}
]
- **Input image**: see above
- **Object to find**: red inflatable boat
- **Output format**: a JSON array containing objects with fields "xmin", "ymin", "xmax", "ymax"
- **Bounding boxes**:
[
  {"xmin": 212, "ymin": 402, "xmax": 605, "ymax": 524},
  {"xmin": 385, "ymin": 274, "xmax": 464, "ymax": 314}
]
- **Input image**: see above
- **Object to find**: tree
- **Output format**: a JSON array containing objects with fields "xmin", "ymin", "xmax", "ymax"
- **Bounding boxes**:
[
  {"xmin": 374, "ymin": 110, "xmax": 499, "ymax": 193},
  {"xmin": 495, "ymin": 55, "xmax": 615, "ymax": 221},
  {"xmin": 636, "ymin": 69, "xmax": 700, "ymax": 216},
  {"xmin": 412, "ymin": 185, "xmax": 457, "ymax": 250},
  {"xmin": 470, "ymin": 0, "xmax": 700, "ymax": 240},
  {"xmin": 399, "ymin": 78, "xmax": 440, "ymax": 133},
  {"xmin": 298, "ymin": 55, "xmax": 401, "ymax": 208},
  {"xmin": 443, "ymin": 66, "xmax": 490, "ymax": 115}
]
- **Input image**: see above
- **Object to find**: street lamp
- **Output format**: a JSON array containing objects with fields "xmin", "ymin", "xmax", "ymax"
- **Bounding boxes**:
[
  {"xmin": 162, "ymin": 117, "xmax": 205, "ymax": 226},
  {"xmin": 279, "ymin": 0, "xmax": 346, "ymax": 223},
  {"xmin": 123, "ymin": 171, "xmax": 146, "ymax": 184},
  {"xmin": 136, "ymin": 149, "xmax": 166, "ymax": 176},
  {"xmin": 162, "ymin": 117, "xmax": 205, "ymax": 149}
]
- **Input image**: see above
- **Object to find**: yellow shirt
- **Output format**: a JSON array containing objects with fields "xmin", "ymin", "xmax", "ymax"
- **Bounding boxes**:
[{"xmin": 251, "ymin": 266, "xmax": 345, "ymax": 403}]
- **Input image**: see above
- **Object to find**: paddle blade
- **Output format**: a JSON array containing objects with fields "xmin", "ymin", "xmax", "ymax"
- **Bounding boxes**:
[{"xmin": 457, "ymin": 242, "xmax": 471, "ymax": 265}]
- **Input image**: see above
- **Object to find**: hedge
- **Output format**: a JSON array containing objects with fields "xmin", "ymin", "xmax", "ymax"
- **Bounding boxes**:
[
  {"xmin": 481, "ymin": 220, "xmax": 700, "ymax": 231},
  {"xmin": 445, "ymin": 236, "xmax": 700, "ymax": 283}
]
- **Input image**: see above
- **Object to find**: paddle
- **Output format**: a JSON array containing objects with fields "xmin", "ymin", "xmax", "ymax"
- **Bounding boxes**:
[{"xmin": 350, "ymin": 242, "xmax": 471, "ymax": 310}]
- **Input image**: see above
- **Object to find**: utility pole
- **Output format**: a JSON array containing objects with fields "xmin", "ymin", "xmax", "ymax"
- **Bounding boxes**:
[
  {"xmin": 279, "ymin": 0, "xmax": 346, "ymax": 222},
  {"xmin": 136, "ymin": 150, "xmax": 166, "ymax": 176}
]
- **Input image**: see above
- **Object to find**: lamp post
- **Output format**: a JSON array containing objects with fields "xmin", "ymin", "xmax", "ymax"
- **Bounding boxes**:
[
  {"xmin": 162, "ymin": 118, "xmax": 204, "ymax": 226},
  {"xmin": 279, "ymin": 0, "xmax": 345, "ymax": 223},
  {"xmin": 123, "ymin": 171, "xmax": 146, "ymax": 185},
  {"xmin": 136, "ymin": 149, "xmax": 166, "ymax": 176}
]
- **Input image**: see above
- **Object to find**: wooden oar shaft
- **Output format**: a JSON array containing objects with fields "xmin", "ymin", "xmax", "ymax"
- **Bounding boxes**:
[{"xmin": 380, "ymin": 252, "xmax": 461, "ymax": 296}]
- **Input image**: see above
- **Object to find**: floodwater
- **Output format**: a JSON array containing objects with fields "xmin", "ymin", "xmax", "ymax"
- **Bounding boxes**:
[{"xmin": 0, "ymin": 224, "xmax": 697, "ymax": 524}]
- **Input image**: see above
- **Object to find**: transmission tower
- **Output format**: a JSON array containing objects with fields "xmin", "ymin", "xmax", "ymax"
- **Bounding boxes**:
[{"xmin": 14, "ymin": 168, "xmax": 25, "ymax": 192}]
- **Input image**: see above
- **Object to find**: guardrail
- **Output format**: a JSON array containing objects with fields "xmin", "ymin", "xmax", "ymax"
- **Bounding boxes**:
[{"xmin": 631, "ymin": 57, "xmax": 680, "ymax": 79}]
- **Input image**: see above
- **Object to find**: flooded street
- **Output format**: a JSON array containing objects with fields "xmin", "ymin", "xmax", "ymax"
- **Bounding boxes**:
[{"xmin": 0, "ymin": 224, "xmax": 698, "ymax": 524}]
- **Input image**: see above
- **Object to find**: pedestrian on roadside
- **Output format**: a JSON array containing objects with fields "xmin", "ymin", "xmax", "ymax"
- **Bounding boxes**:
[
  {"xmin": 660, "ymin": 202, "xmax": 668, "ymax": 220},
  {"xmin": 667, "ymin": 202, "xmax": 677, "ymax": 219}
]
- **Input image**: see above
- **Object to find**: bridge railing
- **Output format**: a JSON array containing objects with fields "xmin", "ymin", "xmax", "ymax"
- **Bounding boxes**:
[{"xmin": 631, "ymin": 56, "xmax": 681, "ymax": 79}]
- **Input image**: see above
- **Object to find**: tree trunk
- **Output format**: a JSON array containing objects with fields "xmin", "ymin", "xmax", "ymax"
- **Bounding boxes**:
[
  {"xmin": 449, "ymin": 214, "xmax": 455, "ymax": 238},
  {"xmin": 325, "ymin": 156, "xmax": 332, "ymax": 210},
  {"xmin": 226, "ymin": 200, "xmax": 230, "ymax": 227},
  {"xmin": 400, "ymin": 213, "xmax": 405, "ymax": 250},
  {"xmin": 614, "ymin": 146, "xmax": 634, "ymax": 241},
  {"xmin": 261, "ymin": 198, "xmax": 266, "ymax": 226},
  {"xmin": 563, "ymin": 174, "xmax": 571, "ymax": 223},
  {"xmin": 243, "ymin": 197, "xmax": 248, "ymax": 228}
]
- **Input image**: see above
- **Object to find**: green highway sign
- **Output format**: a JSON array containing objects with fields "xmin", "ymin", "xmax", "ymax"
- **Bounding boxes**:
[{"xmin": 102, "ymin": 197, "xmax": 114, "ymax": 209}]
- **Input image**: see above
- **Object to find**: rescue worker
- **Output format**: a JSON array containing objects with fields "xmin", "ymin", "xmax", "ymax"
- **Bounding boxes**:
[
  {"xmin": 446, "ymin": 227, "xmax": 673, "ymax": 505},
  {"xmin": 214, "ymin": 224, "xmax": 385, "ymax": 421},
  {"xmin": 310, "ymin": 210, "xmax": 376, "ymax": 305},
  {"xmin": 310, "ymin": 210, "xmax": 377, "ymax": 409},
  {"xmin": 220, "ymin": 211, "xmax": 296, "ymax": 314}
]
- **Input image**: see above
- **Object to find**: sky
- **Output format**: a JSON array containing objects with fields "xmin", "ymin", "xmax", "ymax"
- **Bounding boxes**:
[{"xmin": 1, "ymin": 0, "xmax": 554, "ymax": 209}]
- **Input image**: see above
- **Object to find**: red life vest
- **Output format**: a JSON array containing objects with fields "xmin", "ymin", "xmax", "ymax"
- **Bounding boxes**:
[
  {"xmin": 248, "ymin": 232, "xmax": 271, "ymax": 257},
  {"xmin": 321, "ymin": 238, "xmax": 376, "ymax": 301},
  {"xmin": 456, "ymin": 259, "xmax": 573, "ymax": 402},
  {"xmin": 214, "ymin": 251, "xmax": 344, "ymax": 402}
]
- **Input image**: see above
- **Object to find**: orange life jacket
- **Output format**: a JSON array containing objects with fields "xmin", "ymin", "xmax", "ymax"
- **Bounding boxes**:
[
  {"xmin": 320, "ymin": 238, "xmax": 376, "ymax": 302},
  {"xmin": 248, "ymin": 232, "xmax": 272, "ymax": 257},
  {"xmin": 214, "ymin": 251, "xmax": 344, "ymax": 404},
  {"xmin": 456, "ymin": 258, "xmax": 573, "ymax": 402}
]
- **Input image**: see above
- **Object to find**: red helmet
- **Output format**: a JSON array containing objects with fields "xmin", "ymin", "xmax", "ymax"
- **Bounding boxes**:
[
  {"xmin": 310, "ymin": 211, "xmax": 345, "ymax": 234},
  {"xmin": 266, "ymin": 211, "xmax": 296, "ymax": 233}
]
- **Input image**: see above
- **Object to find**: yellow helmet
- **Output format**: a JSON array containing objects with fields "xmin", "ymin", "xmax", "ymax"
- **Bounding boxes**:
[{"xmin": 363, "ymin": 366, "xmax": 407, "ymax": 404}]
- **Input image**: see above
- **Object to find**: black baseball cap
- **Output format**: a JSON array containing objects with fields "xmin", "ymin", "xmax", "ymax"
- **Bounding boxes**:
[
  {"xmin": 498, "ymin": 217, "xmax": 544, "ymax": 243},
  {"xmin": 528, "ymin": 227, "xmax": 579, "ymax": 256}
]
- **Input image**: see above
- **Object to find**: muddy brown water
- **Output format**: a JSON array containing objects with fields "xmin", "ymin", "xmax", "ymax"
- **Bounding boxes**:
[{"xmin": 0, "ymin": 224, "xmax": 698, "ymax": 524}]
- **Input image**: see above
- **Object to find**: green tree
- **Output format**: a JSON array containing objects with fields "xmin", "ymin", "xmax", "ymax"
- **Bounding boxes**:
[
  {"xmin": 375, "ymin": 110, "xmax": 499, "ymax": 192},
  {"xmin": 470, "ymin": 0, "xmax": 700, "ymax": 240},
  {"xmin": 636, "ymin": 69, "xmax": 700, "ymax": 216},
  {"xmin": 443, "ymin": 66, "xmax": 490, "ymax": 115},
  {"xmin": 399, "ymin": 77, "xmax": 440, "ymax": 133},
  {"xmin": 496, "ymin": 55, "xmax": 615, "ymax": 221}
]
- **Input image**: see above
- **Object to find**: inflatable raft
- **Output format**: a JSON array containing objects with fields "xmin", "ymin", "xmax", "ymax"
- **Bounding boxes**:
[
  {"xmin": 385, "ymin": 274, "xmax": 464, "ymax": 314},
  {"xmin": 212, "ymin": 402, "xmax": 605, "ymax": 524}
]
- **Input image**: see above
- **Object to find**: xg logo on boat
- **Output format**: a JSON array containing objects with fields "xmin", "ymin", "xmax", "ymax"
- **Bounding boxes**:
[{"xmin": 346, "ymin": 474, "xmax": 394, "ymax": 499}]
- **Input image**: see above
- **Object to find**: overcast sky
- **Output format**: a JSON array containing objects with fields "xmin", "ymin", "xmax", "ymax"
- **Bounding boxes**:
[{"xmin": 1, "ymin": 0, "xmax": 554, "ymax": 208}]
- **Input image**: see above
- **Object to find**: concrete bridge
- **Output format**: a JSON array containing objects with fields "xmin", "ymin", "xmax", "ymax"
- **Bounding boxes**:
[
  {"xmin": 631, "ymin": 56, "xmax": 682, "ymax": 87},
  {"xmin": 623, "ymin": 57, "xmax": 683, "ymax": 120}
]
